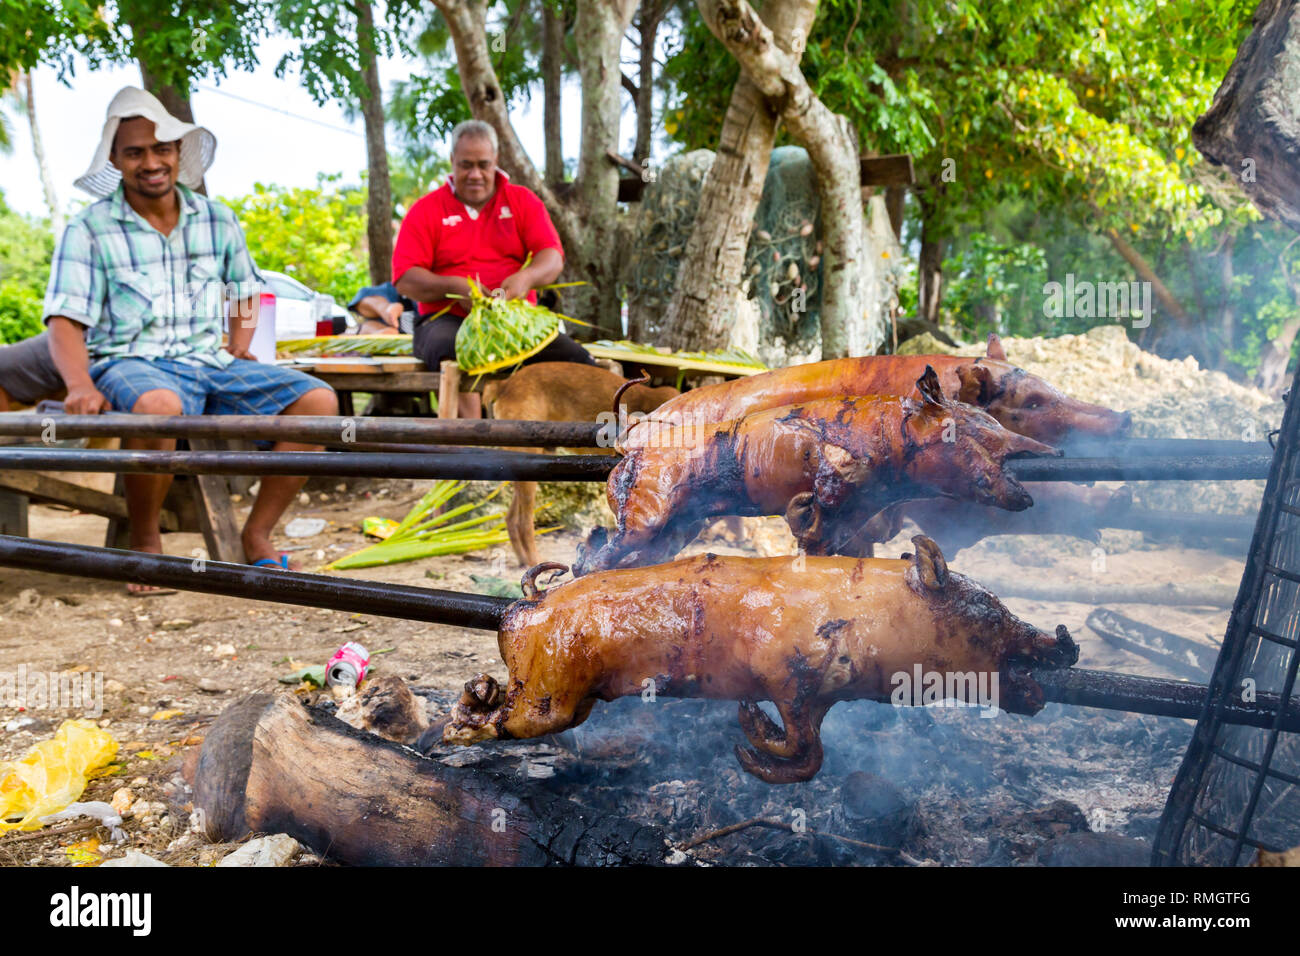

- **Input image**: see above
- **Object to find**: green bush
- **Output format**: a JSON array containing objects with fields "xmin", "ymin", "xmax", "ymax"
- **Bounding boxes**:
[
  {"xmin": 0, "ymin": 278, "xmax": 44, "ymax": 344},
  {"xmin": 221, "ymin": 175, "xmax": 369, "ymax": 305},
  {"xmin": 0, "ymin": 190, "xmax": 53, "ymax": 344}
]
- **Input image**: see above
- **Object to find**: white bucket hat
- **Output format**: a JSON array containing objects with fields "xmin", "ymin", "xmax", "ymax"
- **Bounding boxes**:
[{"xmin": 74, "ymin": 86, "xmax": 216, "ymax": 198}]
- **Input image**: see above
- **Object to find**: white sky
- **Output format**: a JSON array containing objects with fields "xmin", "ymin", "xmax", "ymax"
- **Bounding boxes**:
[{"xmin": 0, "ymin": 33, "xmax": 650, "ymax": 223}]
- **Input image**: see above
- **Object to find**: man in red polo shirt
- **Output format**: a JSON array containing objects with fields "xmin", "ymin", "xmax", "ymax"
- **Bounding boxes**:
[{"xmin": 393, "ymin": 120, "xmax": 595, "ymax": 416}]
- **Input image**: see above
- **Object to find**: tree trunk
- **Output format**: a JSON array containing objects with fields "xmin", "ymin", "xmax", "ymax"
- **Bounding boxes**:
[
  {"xmin": 357, "ymin": 0, "xmax": 395, "ymax": 286},
  {"xmin": 1218, "ymin": 231, "xmax": 1237, "ymax": 364},
  {"xmin": 884, "ymin": 185, "xmax": 905, "ymax": 243},
  {"xmin": 695, "ymin": 0, "xmax": 867, "ymax": 359},
  {"xmin": 542, "ymin": 1, "xmax": 566, "ymax": 182},
  {"xmin": 567, "ymin": 0, "xmax": 639, "ymax": 334},
  {"xmin": 1257, "ymin": 237, "xmax": 1300, "ymax": 396},
  {"xmin": 136, "ymin": 60, "xmax": 206, "ymax": 195},
  {"xmin": 17, "ymin": 72, "xmax": 62, "ymax": 234},
  {"xmin": 661, "ymin": 0, "xmax": 818, "ymax": 353},
  {"xmin": 191, "ymin": 693, "xmax": 672, "ymax": 866},
  {"xmin": 632, "ymin": 0, "xmax": 666, "ymax": 166},
  {"xmin": 916, "ymin": 188, "xmax": 945, "ymax": 327},
  {"xmin": 435, "ymin": 0, "xmax": 567, "ymax": 220},
  {"xmin": 1256, "ymin": 318, "xmax": 1300, "ymax": 397},
  {"xmin": 1103, "ymin": 226, "xmax": 1193, "ymax": 328},
  {"xmin": 1193, "ymin": 0, "xmax": 1300, "ymax": 232}
]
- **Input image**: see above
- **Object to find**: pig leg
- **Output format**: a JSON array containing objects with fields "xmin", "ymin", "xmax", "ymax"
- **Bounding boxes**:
[
  {"xmin": 786, "ymin": 492, "xmax": 831, "ymax": 554},
  {"xmin": 443, "ymin": 673, "xmax": 507, "ymax": 745},
  {"xmin": 737, "ymin": 701, "xmax": 798, "ymax": 758},
  {"xmin": 734, "ymin": 698, "xmax": 830, "ymax": 783}
]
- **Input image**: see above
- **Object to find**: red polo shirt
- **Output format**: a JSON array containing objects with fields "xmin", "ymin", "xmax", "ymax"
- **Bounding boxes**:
[{"xmin": 391, "ymin": 169, "xmax": 564, "ymax": 318}]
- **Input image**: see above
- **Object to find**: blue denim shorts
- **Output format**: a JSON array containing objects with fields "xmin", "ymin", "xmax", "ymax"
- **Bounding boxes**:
[{"xmin": 90, "ymin": 357, "xmax": 331, "ymax": 415}]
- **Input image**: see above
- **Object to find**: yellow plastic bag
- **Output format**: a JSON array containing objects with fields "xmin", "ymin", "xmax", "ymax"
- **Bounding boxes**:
[
  {"xmin": 362, "ymin": 516, "xmax": 399, "ymax": 540},
  {"xmin": 0, "ymin": 719, "xmax": 118, "ymax": 832}
]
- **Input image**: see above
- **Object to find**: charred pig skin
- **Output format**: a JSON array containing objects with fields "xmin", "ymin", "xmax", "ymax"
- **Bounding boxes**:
[
  {"xmin": 576, "ymin": 366, "xmax": 1057, "ymax": 575},
  {"xmin": 626, "ymin": 337, "xmax": 1130, "ymax": 449},
  {"xmin": 444, "ymin": 537, "xmax": 1078, "ymax": 784}
]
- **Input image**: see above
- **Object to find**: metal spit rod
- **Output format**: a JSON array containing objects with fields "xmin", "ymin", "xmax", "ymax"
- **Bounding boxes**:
[
  {"xmin": 0, "ymin": 534, "xmax": 1292, "ymax": 732},
  {"xmin": 0, "ymin": 414, "xmax": 607, "ymax": 448},
  {"xmin": 0, "ymin": 414, "xmax": 1277, "ymax": 460},
  {"xmin": 0, "ymin": 448, "xmax": 1275, "ymax": 483},
  {"xmin": 0, "ymin": 448, "xmax": 615, "ymax": 481}
]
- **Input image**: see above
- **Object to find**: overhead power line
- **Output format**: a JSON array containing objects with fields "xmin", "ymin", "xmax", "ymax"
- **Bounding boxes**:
[{"xmin": 195, "ymin": 83, "xmax": 365, "ymax": 138}]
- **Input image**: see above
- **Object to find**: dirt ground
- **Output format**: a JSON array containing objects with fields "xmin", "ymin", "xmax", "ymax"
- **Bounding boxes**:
[{"xmin": 0, "ymin": 476, "xmax": 1244, "ymax": 866}]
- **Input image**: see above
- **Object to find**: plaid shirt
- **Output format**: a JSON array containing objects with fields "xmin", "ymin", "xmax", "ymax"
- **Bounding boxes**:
[{"xmin": 43, "ymin": 184, "xmax": 262, "ymax": 368}]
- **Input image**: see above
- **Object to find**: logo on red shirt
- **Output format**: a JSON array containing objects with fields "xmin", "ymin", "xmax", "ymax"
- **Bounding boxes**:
[{"xmin": 442, "ymin": 214, "xmax": 463, "ymax": 227}]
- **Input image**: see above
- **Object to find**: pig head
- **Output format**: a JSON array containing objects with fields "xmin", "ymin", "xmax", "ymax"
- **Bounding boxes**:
[
  {"xmin": 956, "ymin": 336, "xmax": 1131, "ymax": 446},
  {"xmin": 787, "ymin": 366, "xmax": 1059, "ymax": 555}
]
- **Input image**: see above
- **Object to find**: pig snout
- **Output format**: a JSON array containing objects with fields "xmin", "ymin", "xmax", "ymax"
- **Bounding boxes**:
[
  {"xmin": 1032, "ymin": 403, "xmax": 1131, "ymax": 445},
  {"xmin": 1009, "ymin": 621, "xmax": 1078, "ymax": 670},
  {"xmin": 1068, "ymin": 405, "xmax": 1132, "ymax": 438}
]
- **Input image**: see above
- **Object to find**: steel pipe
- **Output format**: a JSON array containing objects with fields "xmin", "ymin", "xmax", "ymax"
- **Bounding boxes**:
[
  {"xmin": 1060, "ymin": 438, "xmax": 1274, "ymax": 459},
  {"xmin": 0, "ymin": 413, "xmax": 608, "ymax": 448},
  {"xmin": 0, "ymin": 535, "xmax": 1296, "ymax": 732},
  {"xmin": 0, "ymin": 447, "xmax": 1275, "ymax": 483},
  {"xmin": 0, "ymin": 534, "xmax": 506, "ymax": 630},
  {"xmin": 0, "ymin": 448, "xmax": 615, "ymax": 481},
  {"xmin": 1007, "ymin": 455, "xmax": 1273, "ymax": 483}
]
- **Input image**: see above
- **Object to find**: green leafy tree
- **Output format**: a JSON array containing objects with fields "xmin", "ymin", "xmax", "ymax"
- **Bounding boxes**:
[{"xmin": 665, "ymin": 0, "xmax": 1264, "ymax": 365}]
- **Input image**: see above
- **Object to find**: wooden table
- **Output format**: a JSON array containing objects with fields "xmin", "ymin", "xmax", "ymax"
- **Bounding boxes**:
[{"xmin": 291, "ymin": 347, "xmax": 764, "ymax": 420}]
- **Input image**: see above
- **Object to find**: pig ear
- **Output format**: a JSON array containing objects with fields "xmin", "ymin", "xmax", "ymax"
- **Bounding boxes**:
[
  {"xmin": 956, "ymin": 363, "xmax": 994, "ymax": 405},
  {"xmin": 914, "ymin": 365, "xmax": 948, "ymax": 410},
  {"xmin": 910, "ymin": 534, "xmax": 949, "ymax": 590},
  {"xmin": 986, "ymin": 333, "xmax": 1006, "ymax": 361}
]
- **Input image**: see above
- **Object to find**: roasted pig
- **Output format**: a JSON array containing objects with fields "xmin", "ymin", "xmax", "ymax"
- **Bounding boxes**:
[
  {"xmin": 444, "ymin": 537, "xmax": 1078, "ymax": 783},
  {"xmin": 574, "ymin": 366, "xmax": 1057, "ymax": 575}
]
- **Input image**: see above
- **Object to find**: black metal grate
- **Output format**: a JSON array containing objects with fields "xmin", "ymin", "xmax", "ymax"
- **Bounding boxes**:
[{"xmin": 1154, "ymin": 363, "xmax": 1300, "ymax": 865}]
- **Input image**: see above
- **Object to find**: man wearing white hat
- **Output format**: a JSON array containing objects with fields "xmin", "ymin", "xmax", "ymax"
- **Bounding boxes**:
[{"xmin": 42, "ymin": 87, "xmax": 338, "ymax": 588}]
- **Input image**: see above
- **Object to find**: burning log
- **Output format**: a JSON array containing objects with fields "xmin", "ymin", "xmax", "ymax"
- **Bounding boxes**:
[
  {"xmin": 191, "ymin": 693, "xmax": 674, "ymax": 866},
  {"xmin": 1086, "ymin": 608, "xmax": 1219, "ymax": 681}
]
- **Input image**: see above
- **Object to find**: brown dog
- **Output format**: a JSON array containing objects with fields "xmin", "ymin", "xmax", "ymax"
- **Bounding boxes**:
[{"xmin": 483, "ymin": 362, "xmax": 678, "ymax": 567}]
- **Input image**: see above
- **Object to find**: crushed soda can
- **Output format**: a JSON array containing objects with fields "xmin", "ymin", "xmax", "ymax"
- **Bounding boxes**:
[{"xmin": 326, "ymin": 641, "xmax": 370, "ymax": 688}]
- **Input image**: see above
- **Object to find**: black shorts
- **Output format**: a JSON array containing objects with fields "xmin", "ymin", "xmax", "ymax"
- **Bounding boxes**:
[
  {"xmin": 413, "ymin": 315, "xmax": 597, "ymax": 370},
  {"xmin": 0, "ymin": 331, "xmax": 64, "ymax": 404}
]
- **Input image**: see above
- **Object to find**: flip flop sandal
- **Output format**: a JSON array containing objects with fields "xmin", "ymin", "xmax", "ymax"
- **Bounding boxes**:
[{"xmin": 251, "ymin": 554, "xmax": 292, "ymax": 570}]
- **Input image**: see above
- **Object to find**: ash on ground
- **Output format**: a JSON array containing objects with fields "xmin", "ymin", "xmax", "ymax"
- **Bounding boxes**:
[{"xmin": 420, "ymin": 691, "xmax": 1185, "ymax": 867}]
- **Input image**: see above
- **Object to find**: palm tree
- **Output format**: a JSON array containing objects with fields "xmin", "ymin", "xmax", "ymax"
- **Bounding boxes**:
[{"xmin": 4, "ymin": 71, "xmax": 62, "ymax": 233}]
